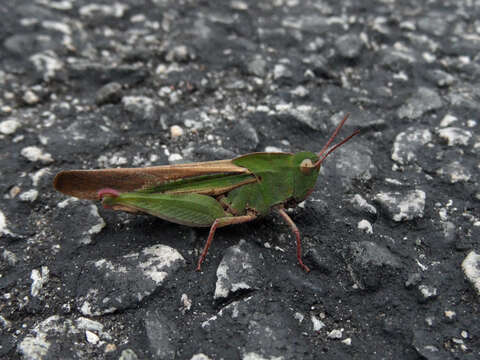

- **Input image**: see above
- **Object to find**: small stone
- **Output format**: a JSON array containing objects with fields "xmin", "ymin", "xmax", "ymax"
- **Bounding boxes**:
[
  {"xmin": 391, "ymin": 128, "xmax": 432, "ymax": 165},
  {"xmin": 0, "ymin": 210, "xmax": 12, "ymax": 236},
  {"xmin": 442, "ymin": 221, "xmax": 456, "ymax": 246},
  {"xmin": 170, "ymin": 125, "xmax": 184, "ymax": 139},
  {"xmin": 168, "ymin": 153, "xmax": 183, "ymax": 163},
  {"xmin": 2, "ymin": 249, "xmax": 18, "ymax": 266},
  {"xmin": 79, "ymin": 3, "xmax": 128, "ymax": 18},
  {"xmin": 439, "ymin": 114, "xmax": 458, "ymax": 127},
  {"xmin": 214, "ymin": 240, "xmax": 263, "ymax": 300},
  {"xmin": 357, "ymin": 219, "xmax": 373, "ymax": 234},
  {"xmin": 336, "ymin": 34, "xmax": 364, "ymax": 59},
  {"xmin": 436, "ymin": 161, "xmax": 471, "ymax": 183},
  {"xmin": 105, "ymin": 344, "xmax": 117, "ymax": 353},
  {"xmin": 30, "ymin": 266, "xmax": 50, "ymax": 297},
  {"xmin": 9, "ymin": 186, "xmax": 21, "ymax": 198},
  {"xmin": 290, "ymin": 85, "xmax": 309, "ymax": 97},
  {"xmin": 122, "ymin": 96, "xmax": 156, "ymax": 122},
  {"xmin": 18, "ymin": 316, "xmax": 112, "ymax": 360},
  {"xmin": 264, "ymin": 146, "xmax": 283, "ymax": 153},
  {"xmin": 230, "ymin": 1, "xmax": 248, "ymax": 10},
  {"xmin": 397, "ymin": 87, "xmax": 443, "ymax": 120},
  {"xmin": 311, "ymin": 315, "xmax": 325, "ymax": 331},
  {"xmin": 21, "ymin": 146, "xmax": 54, "ymax": 164},
  {"xmin": 85, "ymin": 330, "xmax": 99, "ymax": 345},
  {"xmin": 247, "ymin": 56, "xmax": 267, "ymax": 77},
  {"xmin": 374, "ymin": 190, "xmax": 426, "ymax": 222},
  {"xmin": 180, "ymin": 294, "xmax": 192, "ymax": 313},
  {"xmin": 349, "ymin": 194, "xmax": 377, "ymax": 218},
  {"xmin": 327, "ymin": 329, "xmax": 343, "ymax": 339},
  {"xmin": 0, "ymin": 315, "xmax": 12, "ymax": 329},
  {"xmin": 462, "ymin": 251, "xmax": 480, "ymax": 295},
  {"xmin": 273, "ymin": 64, "xmax": 292, "ymax": 80},
  {"xmin": 19, "ymin": 189, "xmax": 39, "ymax": 202},
  {"xmin": 30, "ymin": 51, "xmax": 64, "ymax": 81},
  {"xmin": 286, "ymin": 104, "xmax": 324, "ymax": 131},
  {"xmin": 437, "ymin": 127, "xmax": 472, "ymax": 146},
  {"xmin": 23, "ymin": 90, "xmax": 40, "ymax": 104},
  {"xmin": 294, "ymin": 312, "xmax": 304, "ymax": 323},
  {"xmin": 95, "ymin": 82, "xmax": 122, "ymax": 106},
  {"xmin": 418, "ymin": 284, "xmax": 438, "ymax": 303},
  {"xmin": 444, "ymin": 310, "xmax": 456, "ymax": 321},
  {"xmin": 428, "ymin": 69, "xmax": 455, "ymax": 87},
  {"xmin": 165, "ymin": 45, "xmax": 194, "ymax": 62},
  {"xmin": 190, "ymin": 354, "xmax": 212, "ymax": 360},
  {"xmin": 119, "ymin": 349, "xmax": 139, "ymax": 360},
  {"xmin": 1, "ymin": 105, "xmax": 12, "ymax": 113},
  {"xmin": 0, "ymin": 119, "xmax": 21, "ymax": 135},
  {"xmin": 405, "ymin": 273, "xmax": 422, "ymax": 288},
  {"xmin": 342, "ymin": 338, "xmax": 352, "ymax": 345}
]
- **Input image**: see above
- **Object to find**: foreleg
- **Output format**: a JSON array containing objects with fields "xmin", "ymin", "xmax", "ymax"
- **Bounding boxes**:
[{"xmin": 276, "ymin": 207, "xmax": 310, "ymax": 272}]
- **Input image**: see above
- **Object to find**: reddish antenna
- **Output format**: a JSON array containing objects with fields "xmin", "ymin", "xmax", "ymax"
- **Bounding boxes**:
[{"xmin": 314, "ymin": 113, "xmax": 360, "ymax": 168}]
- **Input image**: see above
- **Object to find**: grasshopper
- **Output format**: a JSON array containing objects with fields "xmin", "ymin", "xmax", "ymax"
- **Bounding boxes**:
[{"xmin": 54, "ymin": 114, "xmax": 359, "ymax": 272}]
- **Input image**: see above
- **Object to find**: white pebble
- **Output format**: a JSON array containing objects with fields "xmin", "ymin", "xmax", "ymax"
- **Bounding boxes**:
[
  {"xmin": 357, "ymin": 219, "xmax": 373, "ymax": 234},
  {"xmin": 439, "ymin": 114, "xmax": 458, "ymax": 127},
  {"xmin": 0, "ymin": 118, "xmax": 21, "ymax": 135},
  {"xmin": 444, "ymin": 310, "xmax": 456, "ymax": 320},
  {"xmin": 19, "ymin": 189, "xmax": 39, "ymax": 202},
  {"xmin": 21, "ymin": 146, "xmax": 53, "ymax": 164},
  {"xmin": 168, "ymin": 153, "xmax": 183, "ymax": 163},
  {"xmin": 294, "ymin": 312, "xmax": 304, "ymax": 323},
  {"xmin": 85, "ymin": 330, "xmax": 99, "ymax": 344},
  {"xmin": 462, "ymin": 251, "xmax": 480, "ymax": 295},
  {"xmin": 170, "ymin": 125, "xmax": 184, "ymax": 139},
  {"xmin": 264, "ymin": 146, "xmax": 283, "ymax": 152},
  {"xmin": 311, "ymin": 315, "xmax": 325, "ymax": 331},
  {"xmin": 327, "ymin": 329, "xmax": 343, "ymax": 339},
  {"xmin": 190, "ymin": 354, "xmax": 212, "ymax": 360},
  {"xmin": 437, "ymin": 127, "xmax": 472, "ymax": 146},
  {"xmin": 181, "ymin": 293, "xmax": 192, "ymax": 312},
  {"xmin": 30, "ymin": 266, "xmax": 49, "ymax": 297},
  {"xmin": 23, "ymin": 90, "xmax": 40, "ymax": 104}
]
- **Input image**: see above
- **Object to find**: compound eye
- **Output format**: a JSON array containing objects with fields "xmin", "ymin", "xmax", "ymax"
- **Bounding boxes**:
[{"xmin": 300, "ymin": 158, "xmax": 314, "ymax": 174}]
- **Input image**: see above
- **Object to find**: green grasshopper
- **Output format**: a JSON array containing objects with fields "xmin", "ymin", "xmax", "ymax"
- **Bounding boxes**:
[{"xmin": 54, "ymin": 114, "xmax": 359, "ymax": 272}]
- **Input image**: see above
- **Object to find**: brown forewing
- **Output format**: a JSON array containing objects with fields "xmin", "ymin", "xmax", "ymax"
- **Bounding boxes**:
[{"xmin": 53, "ymin": 159, "xmax": 250, "ymax": 200}]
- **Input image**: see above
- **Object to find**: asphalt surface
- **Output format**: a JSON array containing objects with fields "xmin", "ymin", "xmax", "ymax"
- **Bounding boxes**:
[{"xmin": 1, "ymin": 1, "xmax": 479, "ymax": 359}]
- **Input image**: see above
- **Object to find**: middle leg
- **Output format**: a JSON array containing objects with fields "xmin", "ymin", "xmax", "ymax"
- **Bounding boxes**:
[{"xmin": 197, "ymin": 214, "xmax": 257, "ymax": 271}]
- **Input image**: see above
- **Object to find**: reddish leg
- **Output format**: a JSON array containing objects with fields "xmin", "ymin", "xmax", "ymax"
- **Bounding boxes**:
[
  {"xmin": 197, "ymin": 214, "xmax": 256, "ymax": 271},
  {"xmin": 276, "ymin": 208, "xmax": 310, "ymax": 272}
]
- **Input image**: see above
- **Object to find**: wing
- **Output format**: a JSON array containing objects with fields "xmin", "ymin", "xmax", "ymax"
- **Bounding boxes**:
[{"xmin": 54, "ymin": 159, "xmax": 251, "ymax": 200}]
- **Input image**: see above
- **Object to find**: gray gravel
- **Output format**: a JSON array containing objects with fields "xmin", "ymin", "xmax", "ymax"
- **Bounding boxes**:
[{"xmin": 1, "ymin": 0, "xmax": 479, "ymax": 359}]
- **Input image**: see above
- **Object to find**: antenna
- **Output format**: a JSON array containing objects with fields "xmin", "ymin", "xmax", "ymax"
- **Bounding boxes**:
[{"xmin": 315, "ymin": 113, "xmax": 360, "ymax": 168}]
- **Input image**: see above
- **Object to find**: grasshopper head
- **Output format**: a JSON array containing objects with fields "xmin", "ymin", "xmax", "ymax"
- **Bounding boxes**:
[
  {"xmin": 292, "ymin": 152, "xmax": 321, "ymax": 202},
  {"xmin": 292, "ymin": 114, "xmax": 359, "ymax": 202}
]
